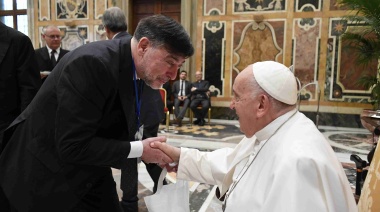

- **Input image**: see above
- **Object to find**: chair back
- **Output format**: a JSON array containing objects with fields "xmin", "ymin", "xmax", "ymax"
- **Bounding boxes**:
[{"xmin": 159, "ymin": 88, "xmax": 167, "ymax": 108}]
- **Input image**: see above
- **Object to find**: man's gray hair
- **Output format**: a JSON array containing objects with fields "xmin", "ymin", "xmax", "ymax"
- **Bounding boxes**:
[
  {"xmin": 101, "ymin": 7, "xmax": 127, "ymax": 32},
  {"xmin": 41, "ymin": 25, "xmax": 59, "ymax": 34}
]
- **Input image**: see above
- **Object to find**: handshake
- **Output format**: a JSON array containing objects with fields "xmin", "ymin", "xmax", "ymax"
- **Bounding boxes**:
[{"xmin": 141, "ymin": 136, "xmax": 180, "ymax": 172}]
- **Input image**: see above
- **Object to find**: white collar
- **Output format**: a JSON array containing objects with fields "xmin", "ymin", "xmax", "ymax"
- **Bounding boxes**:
[
  {"xmin": 46, "ymin": 46, "xmax": 60, "ymax": 55},
  {"xmin": 255, "ymin": 108, "xmax": 298, "ymax": 142}
]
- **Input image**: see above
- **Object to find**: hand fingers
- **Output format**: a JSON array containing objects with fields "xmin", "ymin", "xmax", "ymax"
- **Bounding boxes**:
[{"xmin": 145, "ymin": 136, "xmax": 167, "ymax": 143}]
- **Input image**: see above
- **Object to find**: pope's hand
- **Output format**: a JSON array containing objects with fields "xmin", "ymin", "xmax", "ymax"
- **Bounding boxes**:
[
  {"xmin": 150, "ymin": 142, "xmax": 181, "ymax": 163},
  {"xmin": 141, "ymin": 136, "xmax": 173, "ymax": 164}
]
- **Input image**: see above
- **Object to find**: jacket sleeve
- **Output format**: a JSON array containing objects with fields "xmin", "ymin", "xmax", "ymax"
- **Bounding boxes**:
[{"xmin": 16, "ymin": 34, "xmax": 41, "ymax": 111}]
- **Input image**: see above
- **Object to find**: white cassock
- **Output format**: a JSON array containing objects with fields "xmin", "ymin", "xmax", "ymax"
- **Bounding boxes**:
[{"xmin": 177, "ymin": 109, "xmax": 357, "ymax": 211}]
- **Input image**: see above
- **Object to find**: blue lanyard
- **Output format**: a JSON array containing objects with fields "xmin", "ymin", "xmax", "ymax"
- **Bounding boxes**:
[{"xmin": 132, "ymin": 60, "xmax": 142, "ymax": 128}]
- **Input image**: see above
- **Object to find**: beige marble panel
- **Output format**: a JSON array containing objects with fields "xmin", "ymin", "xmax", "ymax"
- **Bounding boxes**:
[
  {"xmin": 293, "ymin": 18, "xmax": 321, "ymax": 100},
  {"xmin": 204, "ymin": 0, "xmax": 225, "ymax": 15},
  {"xmin": 233, "ymin": 21, "xmax": 284, "ymax": 72},
  {"xmin": 94, "ymin": 0, "xmax": 108, "ymax": 19},
  {"xmin": 38, "ymin": 0, "xmax": 50, "ymax": 21}
]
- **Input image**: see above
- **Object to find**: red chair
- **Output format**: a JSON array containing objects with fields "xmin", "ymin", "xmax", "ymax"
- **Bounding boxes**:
[{"xmin": 159, "ymin": 88, "xmax": 170, "ymax": 130}]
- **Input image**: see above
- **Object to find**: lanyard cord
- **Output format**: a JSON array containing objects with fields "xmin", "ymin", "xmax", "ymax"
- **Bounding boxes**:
[
  {"xmin": 132, "ymin": 60, "xmax": 143, "ymax": 128},
  {"xmin": 222, "ymin": 111, "xmax": 297, "ymax": 211}
]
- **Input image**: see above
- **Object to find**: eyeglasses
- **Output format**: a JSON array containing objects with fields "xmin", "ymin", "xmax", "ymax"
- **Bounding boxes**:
[
  {"xmin": 232, "ymin": 96, "xmax": 246, "ymax": 103},
  {"xmin": 44, "ymin": 34, "xmax": 61, "ymax": 39}
]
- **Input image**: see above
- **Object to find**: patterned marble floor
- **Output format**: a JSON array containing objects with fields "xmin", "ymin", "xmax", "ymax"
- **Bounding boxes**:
[{"xmin": 112, "ymin": 118, "xmax": 374, "ymax": 212}]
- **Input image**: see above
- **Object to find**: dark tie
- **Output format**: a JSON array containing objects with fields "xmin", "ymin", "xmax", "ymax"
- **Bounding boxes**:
[
  {"xmin": 51, "ymin": 50, "xmax": 57, "ymax": 67},
  {"xmin": 180, "ymin": 80, "xmax": 184, "ymax": 96}
]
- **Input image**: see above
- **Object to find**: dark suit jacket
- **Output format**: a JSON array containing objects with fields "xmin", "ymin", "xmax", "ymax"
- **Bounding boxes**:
[
  {"xmin": 140, "ymin": 83, "xmax": 164, "ymax": 138},
  {"xmin": 0, "ymin": 22, "xmax": 41, "ymax": 135},
  {"xmin": 35, "ymin": 46, "xmax": 69, "ymax": 72},
  {"xmin": 172, "ymin": 80, "xmax": 192, "ymax": 99},
  {"xmin": 0, "ymin": 38, "xmax": 137, "ymax": 211},
  {"xmin": 191, "ymin": 80, "xmax": 210, "ymax": 100}
]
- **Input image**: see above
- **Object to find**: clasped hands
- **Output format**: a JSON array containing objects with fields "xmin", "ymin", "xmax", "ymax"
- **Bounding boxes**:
[
  {"xmin": 178, "ymin": 96, "xmax": 187, "ymax": 101},
  {"xmin": 141, "ymin": 136, "xmax": 181, "ymax": 172}
]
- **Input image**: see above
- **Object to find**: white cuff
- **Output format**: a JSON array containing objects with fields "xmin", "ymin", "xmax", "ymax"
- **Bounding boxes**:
[{"xmin": 128, "ymin": 141, "xmax": 143, "ymax": 158}]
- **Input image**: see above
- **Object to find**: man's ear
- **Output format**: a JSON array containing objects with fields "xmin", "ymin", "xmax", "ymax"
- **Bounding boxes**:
[
  {"xmin": 137, "ymin": 37, "xmax": 149, "ymax": 56},
  {"xmin": 256, "ymin": 94, "xmax": 270, "ymax": 118}
]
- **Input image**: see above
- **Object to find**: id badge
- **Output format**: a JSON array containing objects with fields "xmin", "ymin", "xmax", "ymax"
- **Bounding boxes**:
[{"xmin": 134, "ymin": 124, "xmax": 144, "ymax": 141}]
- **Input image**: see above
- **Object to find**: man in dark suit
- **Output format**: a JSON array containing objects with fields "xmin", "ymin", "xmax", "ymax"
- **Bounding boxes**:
[
  {"xmin": 102, "ymin": 7, "xmax": 167, "ymax": 211},
  {"xmin": 35, "ymin": 25, "xmax": 69, "ymax": 81},
  {"xmin": 190, "ymin": 71, "xmax": 210, "ymax": 126},
  {"xmin": 0, "ymin": 15, "xmax": 194, "ymax": 211},
  {"xmin": 172, "ymin": 70, "xmax": 192, "ymax": 126},
  {"xmin": 0, "ymin": 22, "xmax": 41, "ymax": 210}
]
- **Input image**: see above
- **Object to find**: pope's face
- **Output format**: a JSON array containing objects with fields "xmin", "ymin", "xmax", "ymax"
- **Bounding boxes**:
[
  {"xmin": 138, "ymin": 46, "xmax": 186, "ymax": 89},
  {"xmin": 230, "ymin": 67, "xmax": 257, "ymax": 137}
]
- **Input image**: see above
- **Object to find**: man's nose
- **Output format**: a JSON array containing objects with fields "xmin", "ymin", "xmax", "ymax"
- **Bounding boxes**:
[{"xmin": 169, "ymin": 68, "xmax": 178, "ymax": 80}]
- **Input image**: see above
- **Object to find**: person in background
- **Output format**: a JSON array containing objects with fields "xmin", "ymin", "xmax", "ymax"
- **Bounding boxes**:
[
  {"xmin": 190, "ymin": 71, "xmax": 210, "ymax": 126},
  {"xmin": 0, "ymin": 14, "xmax": 193, "ymax": 211},
  {"xmin": 152, "ymin": 61, "xmax": 357, "ymax": 211},
  {"xmin": 0, "ymin": 21, "xmax": 41, "ymax": 211},
  {"xmin": 172, "ymin": 70, "xmax": 192, "ymax": 127},
  {"xmin": 35, "ymin": 25, "xmax": 69, "ymax": 81},
  {"xmin": 102, "ymin": 7, "xmax": 167, "ymax": 211}
]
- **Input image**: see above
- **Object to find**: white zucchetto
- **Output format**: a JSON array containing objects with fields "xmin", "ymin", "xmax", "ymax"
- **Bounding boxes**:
[{"xmin": 252, "ymin": 61, "xmax": 297, "ymax": 105}]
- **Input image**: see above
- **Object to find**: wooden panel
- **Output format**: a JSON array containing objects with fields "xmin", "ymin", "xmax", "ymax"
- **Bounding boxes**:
[{"xmin": 131, "ymin": 0, "xmax": 181, "ymax": 34}]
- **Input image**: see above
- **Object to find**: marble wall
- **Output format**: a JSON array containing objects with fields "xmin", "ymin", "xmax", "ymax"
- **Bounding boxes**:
[
  {"xmin": 33, "ymin": 0, "xmax": 111, "ymax": 50},
  {"xmin": 198, "ymin": 0, "xmax": 378, "ymax": 114},
  {"xmin": 31, "ymin": 0, "xmax": 379, "ymax": 115}
]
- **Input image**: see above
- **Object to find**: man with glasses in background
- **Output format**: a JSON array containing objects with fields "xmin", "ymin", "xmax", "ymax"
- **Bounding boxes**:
[{"xmin": 35, "ymin": 25, "xmax": 69, "ymax": 81}]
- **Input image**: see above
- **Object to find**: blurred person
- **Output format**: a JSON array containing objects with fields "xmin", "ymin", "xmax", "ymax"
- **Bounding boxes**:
[
  {"xmin": 35, "ymin": 25, "xmax": 69, "ymax": 81},
  {"xmin": 0, "ymin": 15, "xmax": 193, "ymax": 211},
  {"xmin": 190, "ymin": 71, "xmax": 210, "ymax": 126},
  {"xmin": 102, "ymin": 7, "xmax": 130, "ymax": 40},
  {"xmin": 0, "ymin": 21, "xmax": 41, "ymax": 210},
  {"xmin": 102, "ymin": 7, "xmax": 167, "ymax": 211},
  {"xmin": 172, "ymin": 70, "xmax": 191, "ymax": 127},
  {"xmin": 153, "ymin": 61, "xmax": 357, "ymax": 212}
]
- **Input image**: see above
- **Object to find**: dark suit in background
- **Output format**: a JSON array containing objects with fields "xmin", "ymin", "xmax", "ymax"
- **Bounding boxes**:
[
  {"xmin": 172, "ymin": 79, "xmax": 192, "ymax": 121},
  {"xmin": 0, "ymin": 21, "xmax": 41, "ymax": 211},
  {"xmin": 0, "ymin": 38, "xmax": 137, "ymax": 212},
  {"xmin": 35, "ymin": 46, "xmax": 69, "ymax": 72},
  {"xmin": 190, "ymin": 80, "xmax": 210, "ymax": 126}
]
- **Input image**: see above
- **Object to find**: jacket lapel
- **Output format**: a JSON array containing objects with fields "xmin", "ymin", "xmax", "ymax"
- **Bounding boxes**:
[{"xmin": 118, "ymin": 38, "xmax": 137, "ymax": 140}]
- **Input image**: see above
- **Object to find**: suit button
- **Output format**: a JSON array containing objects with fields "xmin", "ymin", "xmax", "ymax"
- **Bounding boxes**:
[{"xmin": 86, "ymin": 183, "xmax": 92, "ymax": 188}]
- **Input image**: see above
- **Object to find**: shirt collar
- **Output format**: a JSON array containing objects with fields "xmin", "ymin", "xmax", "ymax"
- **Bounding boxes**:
[
  {"xmin": 255, "ymin": 108, "xmax": 298, "ymax": 142},
  {"xmin": 46, "ymin": 46, "xmax": 60, "ymax": 55},
  {"xmin": 112, "ymin": 32, "xmax": 121, "ymax": 39}
]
